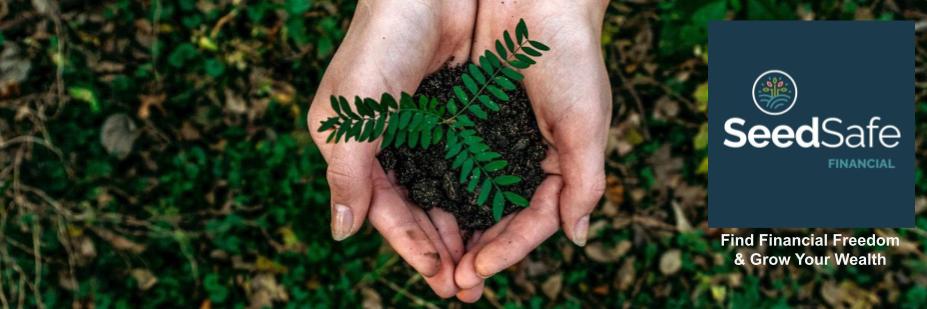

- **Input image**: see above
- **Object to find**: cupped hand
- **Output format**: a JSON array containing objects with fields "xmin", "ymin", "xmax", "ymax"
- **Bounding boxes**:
[
  {"xmin": 453, "ymin": 0, "xmax": 611, "ymax": 302},
  {"xmin": 306, "ymin": 0, "xmax": 475, "ymax": 297}
]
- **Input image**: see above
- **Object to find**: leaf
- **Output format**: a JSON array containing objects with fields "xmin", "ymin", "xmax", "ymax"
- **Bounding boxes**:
[
  {"xmin": 492, "ymin": 192, "xmax": 505, "ymax": 221},
  {"xmin": 477, "ymin": 179, "xmax": 492, "ymax": 205},
  {"xmin": 485, "ymin": 160, "xmax": 508, "ymax": 172},
  {"xmin": 495, "ymin": 40, "xmax": 508, "ymax": 60},
  {"xmin": 285, "ymin": 0, "xmax": 313, "ymax": 15},
  {"xmin": 503, "ymin": 30, "xmax": 515, "ymax": 52},
  {"xmin": 515, "ymin": 53, "xmax": 536, "ymax": 65},
  {"xmin": 467, "ymin": 169, "xmax": 480, "ymax": 192},
  {"xmin": 318, "ymin": 117, "xmax": 339, "ymax": 132},
  {"xmin": 479, "ymin": 56, "xmax": 493, "ymax": 74},
  {"xmin": 453, "ymin": 86, "xmax": 469, "ymax": 104},
  {"xmin": 504, "ymin": 192, "xmax": 529, "ymax": 206},
  {"xmin": 367, "ymin": 97, "xmax": 385, "ymax": 113},
  {"xmin": 445, "ymin": 141, "xmax": 463, "ymax": 159},
  {"xmin": 462, "ymin": 74, "xmax": 478, "ymax": 94},
  {"xmin": 339, "ymin": 97, "xmax": 359, "ymax": 120},
  {"xmin": 485, "ymin": 51, "xmax": 502, "ymax": 68},
  {"xmin": 394, "ymin": 130, "xmax": 407, "ymax": 147},
  {"xmin": 475, "ymin": 151, "xmax": 500, "ymax": 161},
  {"xmin": 398, "ymin": 110, "xmax": 412, "ymax": 129},
  {"xmin": 349, "ymin": 119, "xmax": 363, "ymax": 140},
  {"xmin": 515, "ymin": 19, "xmax": 528, "ymax": 42},
  {"xmin": 522, "ymin": 46, "xmax": 541, "ymax": 57},
  {"xmin": 421, "ymin": 129, "xmax": 432, "ymax": 148},
  {"xmin": 487, "ymin": 85, "xmax": 509, "ymax": 101},
  {"xmin": 426, "ymin": 126, "xmax": 440, "ymax": 144},
  {"xmin": 447, "ymin": 98, "xmax": 458, "ymax": 114},
  {"xmin": 372, "ymin": 115, "xmax": 386, "ymax": 141},
  {"xmin": 659, "ymin": 249, "xmax": 682, "ymax": 275},
  {"xmin": 452, "ymin": 151, "xmax": 468, "ymax": 168},
  {"xmin": 69, "ymin": 87, "xmax": 100, "ymax": 112},
  {"xmin": 381, "ymin": 93, "xmax": 398, "ymax": 109},
  {"xmin": 495, "ymin": 175, "xmax": 521, "ymax": 186},
  {"xmin": 409, "ymin": 113, "xmax": 424, "ymax": 131},
  {"xmin": 354, "ymin": 96, "xmax": 373, "ymax": 117},
  {"xmin": 529, "ymin": 40, "xmax": 550, "ymax": 51},
  {"xmin": 360, "ymin": 120, "xmax": 375, "ymax": 141},
  {"xmin": 479, "ymin": 95, "xmax": 499, "ymax": 111},
  {"xmin": 468, "ymin": 64, "xmax": 486, "ymax": 85},
  {"xmin": 408, "ymin": 129, "xmax": 419, "ymax": 148},
  {"xmin": 509, "ymin": 59, "xmax": 529, "ymax": 69},
  {"xmin": 501, "ymin": 66, "xmax": 524, "ymax": 81},
  {"xmin": 494, "ymin": 76, "xmax": 516, "ymax": 91},
  {"xmin": 330, "ymin": 96, "xmax": 341, "ymax": 115},
  {"xmin": 460, "ymin": 158, "xmax": 474, "ymax": 183},
  {"xmin": 457, "ymin": 115, "xmax": 475, "ymax": 127},
  {"xmin": 469, "ymin": 105, "xmax": 487, "ymax": 120},
  {"xmin": 101, "ymin": 113, "xmax": 140, "ymax": 160}
]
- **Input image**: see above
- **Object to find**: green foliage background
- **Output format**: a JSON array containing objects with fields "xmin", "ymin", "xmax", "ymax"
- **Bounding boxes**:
[{"xmin": 0, "ymin": 0, "xmax": 926, "ymax": 307}]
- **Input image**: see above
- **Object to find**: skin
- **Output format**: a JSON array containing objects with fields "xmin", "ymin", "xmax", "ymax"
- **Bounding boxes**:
[{"xmin": 307, "ymin": 0, "xmax": 610, "ymax": 301}]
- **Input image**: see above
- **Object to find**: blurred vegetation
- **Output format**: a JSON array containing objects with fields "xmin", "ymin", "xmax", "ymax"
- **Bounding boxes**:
[{"xmin": 0, "ymin": 0, "xmax": 926, "ymax": 307}]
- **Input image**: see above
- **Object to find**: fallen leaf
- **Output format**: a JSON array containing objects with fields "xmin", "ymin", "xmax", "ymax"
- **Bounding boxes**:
[
  {"xmin": 585, "ymin": 240, "xmax": 631, "ymax": 263},
  {"xmin": 615, "ymin": 257, "xmax": 635, "ymax": 291},
  {"xmin": 672, "ymin": 201, "xmax": 692, "ymax": 232},
  {"xmin": 693, "ymin": 82, "xmax": 708, "ymax": 113},
  {"xmin": 131, "ymin": 268, "xmax": 158, "ymax": 290},
  {"xmin": 361, "ymin": 287, "xmax": 382, "ymax": 309},
  {"xmin": 541, "ymin": 273, "xmax": 562, "ymax": 300},
  {"xmin": 659, "ymin": 249, "xmax": 682, "ymax": 275},
  {"xmin": 101, "ymin": 113, "xmax": 140, "ymax": 159},
  {"xmin": 92, "ymin": 228, "xmax": 145, "ymax": 254}
]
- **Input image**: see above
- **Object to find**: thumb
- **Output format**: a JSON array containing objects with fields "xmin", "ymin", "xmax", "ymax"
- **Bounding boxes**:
[{"xmin": 327, "ymin": 142, "xmax": 377, "ymax": 241}]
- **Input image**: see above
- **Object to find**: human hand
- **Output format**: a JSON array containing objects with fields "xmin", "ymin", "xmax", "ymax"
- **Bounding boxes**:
[
  {"xmin": 306, "ymin": 0, "xmax": 476, "ymax": 297},
  {"xmin": 453, "ymin": 0, "xmax": 611, "ymax": 302}
]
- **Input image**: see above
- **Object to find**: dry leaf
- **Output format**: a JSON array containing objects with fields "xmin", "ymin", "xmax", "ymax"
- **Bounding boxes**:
[
  {"xmin": 361, "ymin": 287, "xmax": 382, "ymax": 309},
  {"xmin": 92, "ymin": 228, "xmax": 145, "ymax": 254},
  {"xmin": 659, "ymin": 249, "xmax": 682, "ymax": 275},
  {"xmin": 131, "ymin": 268, "xmax": 158, "ymax": 290},
  {"xmin": 101, "ymin": 113, "xmax": 140, "ymax": 160},
  {"xmin": 585, "ymin": 240, "xmax": 631, "ymax": 263},
  {"xmin": 248, "ymin": 273, "xmax": 288, "ymax": 309},
  {"xmin": 672, "ymin": 201, "xmax": 692, "ymax": 232},
  {"xmin": 615, "ymin": 257, "xmax": 635, "ymax": 291},
  {"xmin": 541, "ymin": 273, "xmax": 562, "ymax": 300}
]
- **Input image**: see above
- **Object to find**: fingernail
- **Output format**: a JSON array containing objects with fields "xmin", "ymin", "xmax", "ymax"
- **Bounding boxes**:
[
  {"xmin": 572, "ymin": 215, "xmax": 589, "ymax": 247},
  {"xmin": 332, "ymin": 204, "xmax": 353, "ymax": 241}
]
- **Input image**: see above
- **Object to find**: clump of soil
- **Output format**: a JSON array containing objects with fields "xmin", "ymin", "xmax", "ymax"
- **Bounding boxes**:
[{"xmin": 378, "ymin": 64, "xmax": 547, "ymax": 231}]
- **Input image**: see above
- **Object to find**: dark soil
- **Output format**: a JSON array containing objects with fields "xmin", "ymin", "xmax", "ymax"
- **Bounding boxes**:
[{"xmin": 378, "ymin": 64, "xmax": 547, "ymax": 231}]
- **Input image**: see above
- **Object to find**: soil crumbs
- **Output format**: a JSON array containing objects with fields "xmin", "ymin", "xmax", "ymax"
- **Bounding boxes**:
[{"xmin": 379, "ymin": 64, "xmax": 547, "ymax": 231}]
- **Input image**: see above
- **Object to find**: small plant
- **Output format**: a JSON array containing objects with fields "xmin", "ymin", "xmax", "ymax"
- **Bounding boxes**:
[{"xmin": 317, "ymin": 19, "xmax": 549, "ymax": 220}]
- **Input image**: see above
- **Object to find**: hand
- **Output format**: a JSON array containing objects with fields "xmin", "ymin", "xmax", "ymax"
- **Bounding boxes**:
[
  {"xmin": 453, "ymin": 0, "xmax": 611, "ymax": 302},
  {"xmin": 306, "ymin": 0, "xmax": 475, "ymax": 297}
]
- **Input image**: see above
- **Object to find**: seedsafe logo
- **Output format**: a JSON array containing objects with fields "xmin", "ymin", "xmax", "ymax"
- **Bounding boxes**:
[
  {"xmin": 752, "ymin": 70, "xmax": 797, "ymax": 116},
  {"xmin": 708, "ymin": 21, "xmax": 913, "ymax": 228}
]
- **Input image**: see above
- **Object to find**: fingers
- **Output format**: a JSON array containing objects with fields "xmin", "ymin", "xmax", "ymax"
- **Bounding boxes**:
[
  {"xmin": 554, "ymin": 117, "xmax": 607, "ymax": 246},
  {"xmin": 326, "ymin": 142, "xmax": 378, "ymax": 241},
  {"xmin": 428, "ymin": 208, "xmax": 465, "ymax": 262},
  {"xmin": 369, "ymin": 165, "xmax": 458, "ymax": 298},
  {"xmin": 368, "ymin": 166, "xmax": 440, "ymax": 278},
  {"xmin": 454, "ymin": 215, "xmax": 516, "ymax": 289},
  {"xmin": 473, "ymin": 176, "xmax": 562, "ymax": 277},
  {"xmin": 411, "ymin": 207, "xmax": 459, "ymax": 298},
  {"xmin": 456, "ymin": 282, "xmax": 485, "ymax": 303}
]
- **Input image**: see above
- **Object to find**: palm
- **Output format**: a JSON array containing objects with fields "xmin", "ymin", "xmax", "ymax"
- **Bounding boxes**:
[
  {"xmin": 452, "ymin": 1, "xmax": 611, "ymax": 302},
  {"xmin": 307, "ymin": 0, "xmax": 475, "ymax": 298}
]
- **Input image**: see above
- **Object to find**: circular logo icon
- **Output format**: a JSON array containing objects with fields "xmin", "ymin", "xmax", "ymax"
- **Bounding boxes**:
[{"xmin": 752, "ymin": 70, "xmax": 797, "ymax": 116}]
